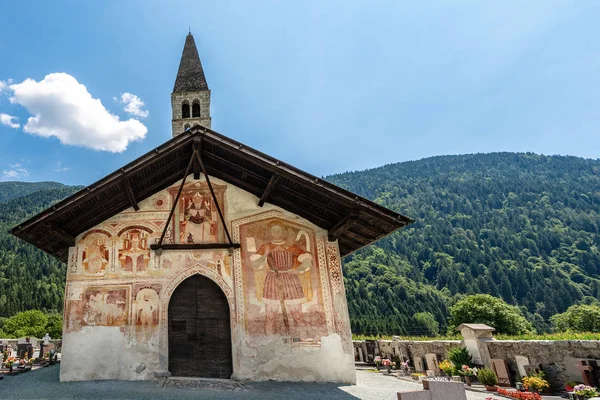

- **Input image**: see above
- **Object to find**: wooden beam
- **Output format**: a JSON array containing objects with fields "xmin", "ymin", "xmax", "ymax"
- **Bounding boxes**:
[
  {"xmin": 194, "ymin": 141, "xmax": 234, "ymax": 245},
  {"xmin": 123, "ymin": 177, "xmax": 139, "ymax": 211},
  {"xmin": 151, "ymin": 243, "xmax": 241, "ymax": 250},
  {"xmin": 258, "ymin": 173, "xmax": 279, "ymax": 207},
  {"xmin": 193, "ymin": 136, "xmax": 202, "ymax": 180},
  {"xmin": 328, "ymin": 210, "xmax": 361, "ymax": 241},
  {"xmin": 44, "ymin": 223, "xmax": 75, "ymax": 245}
]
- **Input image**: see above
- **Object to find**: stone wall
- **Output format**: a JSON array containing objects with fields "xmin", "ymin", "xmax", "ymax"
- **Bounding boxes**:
[
  {"xmin": 487, "ymin": 340, "xmax": 600, "ymax": 388},
  {"xmin": 171, "ymin": 91, "xmax": 211, "ymax": 135},
  {"xmin": 354, "ymin": 337, "xmax": 600, "ymax": 387}
]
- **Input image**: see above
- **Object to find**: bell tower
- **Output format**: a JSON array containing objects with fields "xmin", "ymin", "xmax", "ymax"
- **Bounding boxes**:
[{"xmin": 171, "ymin": 33, "xmax": 211, "ymax": 136}]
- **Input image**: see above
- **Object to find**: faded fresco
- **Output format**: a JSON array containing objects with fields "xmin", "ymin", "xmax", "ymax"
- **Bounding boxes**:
[
  {"xmin": 241, "ymin": 217, "xmax": 327, "ymax": 342},
  {"xmin": 66, "ymin": 286, "xmax": 129, "ymax": 332},
  {"xmin": 169, "ymin": 181, "xmax": 226, "ymax": 244},
  {"xmin": 118, "ymin": 227, "xmax": 152, "ymax": 274},
  {"xmin": 80, "ymin": 230, "xmax": 111, "ymax": 275},
  {"xmin": 133, "ymin": 285, "xmax": 160, "ymax": 326}
]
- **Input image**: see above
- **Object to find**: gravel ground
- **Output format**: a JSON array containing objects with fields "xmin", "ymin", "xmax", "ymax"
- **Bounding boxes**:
[{"xmin": 0, "ymin": 366, "xmax": 498, "ymax": 400}]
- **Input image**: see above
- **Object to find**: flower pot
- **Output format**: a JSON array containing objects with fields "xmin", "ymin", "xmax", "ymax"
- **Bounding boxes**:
[
  {"xmin": 464, "ymin": 376, "xmax": 472, "ymax": 386},
  {"xmin": 485, "ymin": 385, "xmax": 497, "ymax": 392},
  {"xmin": 422, "ymin": 380, "xmax": 430, "ymax": 390}
]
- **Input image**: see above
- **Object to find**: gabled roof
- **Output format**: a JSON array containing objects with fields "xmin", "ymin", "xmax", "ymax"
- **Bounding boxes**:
[
  {"xmin": 173, "ymin": 33, "xmax": 209, "ymax": 93},
  {"xmin": 11, "ymin": 126, "xmax": 413, "ymax": 262}
]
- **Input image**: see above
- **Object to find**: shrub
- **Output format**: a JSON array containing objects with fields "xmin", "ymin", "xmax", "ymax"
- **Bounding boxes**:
[
  {"xmin": 551, "ymin": 305, "xmax": 600, "ymax": 332},
  {"xmin": 447, "ymin": 346, "xmax": 473, "ymax": 368},
  {"xmin": 448, "ymin": 294, "xmax": 534, "ymax": 335},
  {"xmin": 477, "ymin": 368, "xmax": 498, "ymax": 386}
]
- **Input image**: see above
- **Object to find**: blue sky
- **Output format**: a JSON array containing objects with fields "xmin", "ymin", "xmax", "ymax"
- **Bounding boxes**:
[{"xmin": 0, "ymin": 1, "xmax": 598, "ymax": 185}]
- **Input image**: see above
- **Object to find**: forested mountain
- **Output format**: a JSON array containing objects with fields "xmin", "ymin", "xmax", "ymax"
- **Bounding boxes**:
[
  {"xmin": 1, "ymin": 153, "xmax": 600, "ymax": 336},
  {"xmin": 0, "ymin": 183, "xmax": 81, "ymax": 317},
  {"xmin": 0, "ymin": 181, "xmax": 72, "ymax": 204},
  {"xmin": 327, "ymin": 153, "xmax": 600, "ymax": 335}
]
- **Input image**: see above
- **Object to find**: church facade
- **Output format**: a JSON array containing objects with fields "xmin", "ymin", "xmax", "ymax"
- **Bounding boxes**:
[{"xmin": 12, "ymin": 34, "xmax": 412, "ymax": 383}]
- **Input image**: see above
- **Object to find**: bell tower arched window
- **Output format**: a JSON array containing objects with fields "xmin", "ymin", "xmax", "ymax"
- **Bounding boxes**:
[
  {"xmin": 192, "ymin": 99, "xmax": 200, "ymax": 118},
  {"xmin": 182, "ymin": 100, "xmax": 190, "ymax": 118}
]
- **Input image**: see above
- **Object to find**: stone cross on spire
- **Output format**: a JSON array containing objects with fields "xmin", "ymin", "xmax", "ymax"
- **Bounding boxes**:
[{"xmin": 171, "ymin": 32, "xmax": 211, "ymax": 136}]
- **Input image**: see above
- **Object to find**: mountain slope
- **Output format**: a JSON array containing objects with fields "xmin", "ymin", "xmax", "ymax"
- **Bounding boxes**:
[
  {"xmin": 0, "ymin": 181, "xmax": 71, "ymax": 204},
  {"xmin": 0, "ymin": 184, "xmax": 81, "ymax": 317},
  {"xmin": 326, "ymin": 152, "xmax": 600, "ymax": 335}
]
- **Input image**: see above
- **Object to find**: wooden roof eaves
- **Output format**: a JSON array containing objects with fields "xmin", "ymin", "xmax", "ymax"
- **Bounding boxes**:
[
  {"xmin": 11, "ymin": 132, "xmax": 194, "ymax": 235},
  {"xmin": 200, "ymin": 129, "xmax": 414, "ymax": 227},
  {"xmin": 11, "ymin": 126, "xmax": 414, "ymax": 260}
]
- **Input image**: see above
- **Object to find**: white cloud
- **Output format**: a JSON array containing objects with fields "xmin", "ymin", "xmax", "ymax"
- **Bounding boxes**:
[
  {"xmin": 53, "ymin": 161, "xmax": 69, "ymax": 172},
  {"xmin": 0, "ymin": 113, "xmax": 20, "ymax": 128},
  {"xmin": 7, "ymin": 73, "xmax": 147, "ymax": 152},
  {"xmin": 120, "ymin": 92, "xmax": 149, "ymax": 118},
  {"xmin": 2, "ymin": 163, "xmax": 30, "ymax": 180}
]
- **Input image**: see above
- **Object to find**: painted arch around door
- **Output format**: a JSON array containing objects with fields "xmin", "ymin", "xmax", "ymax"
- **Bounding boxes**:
[{"xmin": 167, "ymin": 273, "xmax": 233, "ymax": 378}]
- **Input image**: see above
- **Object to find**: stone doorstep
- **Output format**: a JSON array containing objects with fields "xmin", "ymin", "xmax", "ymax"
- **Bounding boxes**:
[{"xmin": 159, "ymin": 376, "xmax": 250, "ymax": 391}]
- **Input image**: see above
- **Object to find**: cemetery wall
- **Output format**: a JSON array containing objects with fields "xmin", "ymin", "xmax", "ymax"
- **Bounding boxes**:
[
  {"xmin": 61, "ymin": 175, "xmax": 355, "ymax": 383},
  {"xmin": 355, "ymin": 338, "xmax": 600, "ymax": 387},
  {"xmin": 487, "ymin": 340, "xmax": 600, "ymax": 387}
]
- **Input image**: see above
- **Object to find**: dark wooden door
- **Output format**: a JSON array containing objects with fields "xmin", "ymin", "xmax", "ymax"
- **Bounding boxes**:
[{"xmin": 168, "ymin": 274, "xmax": 232, "ymax": 378}]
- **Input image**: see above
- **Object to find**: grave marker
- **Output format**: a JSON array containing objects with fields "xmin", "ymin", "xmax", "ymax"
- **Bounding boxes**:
[{"xmin": 490, "ymin": 359, "xmax": 512, "ymax": 387}]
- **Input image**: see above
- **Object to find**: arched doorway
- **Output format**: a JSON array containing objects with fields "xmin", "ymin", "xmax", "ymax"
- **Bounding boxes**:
[{"xmin": 168, "ymin": 274, "xmax": 232, "ymax": 378}]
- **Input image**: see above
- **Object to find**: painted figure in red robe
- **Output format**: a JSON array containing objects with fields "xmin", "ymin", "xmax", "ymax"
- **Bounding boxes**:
[{"xmin": 250, "ymin": 222, "xmax": 312, "ymax": 335}]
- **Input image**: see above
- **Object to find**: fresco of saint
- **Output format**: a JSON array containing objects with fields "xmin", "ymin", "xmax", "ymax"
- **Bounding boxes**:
[
  {"xmin": 249, "ymin": 221, "xmax": 314, "ymax": 335},
  {"xmin": 182, "ymin": 192, "xmax": 217, "ymax": 243},
  {"xmin": 118, "ymin": 229, "xmax": 150, "ymax": 274},
  {"xmin": 81, "ymin": 232, "xmax": 110, "ymax": 274}
]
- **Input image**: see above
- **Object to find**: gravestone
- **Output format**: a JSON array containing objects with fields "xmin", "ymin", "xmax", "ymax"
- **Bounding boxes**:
[
  {"xmin": 577, "ymin": 360, "xmax": 600, "ymax": 387},
  {"xmin": 514, "ymin": 355, "xmax": 530, "ymax": 378},
  {"xmin": 397, "ymin": 392, "xmax": 431, "ymax": 400},
  {"xmin": 490, "ymin": 359, "xmax": 512, "ymax": 387},
  {"xmin": 357, "ymin": 346, "xmax": 364, "ymax": 362},
  {"xmin": 414, "ymin": 357, "xmax": 425, "ymax": 372},
  {"xmin": 428, "ymin": 380, "xmax": 468, "ymax": 400},
  {"xmin": 17, "ymin": 343, "xmax": 33, "ymax": 359},
  {"xmin": 425, "ymin": 354, "xmax": 440, "ymax": 374},
  {"xmin": 365, "ymin": 340, "xmax": 377, "ymax": 362},
  {"xmin": 523, "ymin": 364, "xmax": 543, "ymax": 378},
  {"xmin": 41, "ymin": 342, "xmax": 56, "ymax": 358}
]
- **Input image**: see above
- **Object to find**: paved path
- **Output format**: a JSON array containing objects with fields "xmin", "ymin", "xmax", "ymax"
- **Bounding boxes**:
[{"xmin": 0, "ymin": 366, "xmax": 511, "ymax": 400}]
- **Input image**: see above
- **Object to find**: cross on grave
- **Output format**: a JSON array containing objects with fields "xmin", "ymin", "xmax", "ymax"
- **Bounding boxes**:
[{"xmin": 577, "ymin": 360, "xmax": 600, "ymax": 387}]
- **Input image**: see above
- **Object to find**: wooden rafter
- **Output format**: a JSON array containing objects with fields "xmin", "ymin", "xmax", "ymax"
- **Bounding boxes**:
[
  {"xmin": 258, "ymin": 173, "xmax": 280, "ymax": 207},
  {"xmin": 44, "ymin": 223, "xmax": 75, "ymax": 245},
  {"xmin": 328, "ymin": 210, "xmax": 361, "ymax": 241},
  {"xmin": 194, "ymin": 137, "xmax": 234, "ymax": 245},
  {"xmin": 123, "ymin": 177, "xmax": 139, "ymax": 211}
]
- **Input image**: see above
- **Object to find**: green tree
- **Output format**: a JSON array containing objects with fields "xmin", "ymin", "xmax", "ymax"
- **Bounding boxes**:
[
  {"xmin": 413, "ymin": 312, "xmax": 440, "ymax": 336},
  {"xmin": 448, "ymin": 294, "xmax": 533, "ymax": 335},
  {"xmin": 2, "ymin": 310, "xmax": 56, "ymax": 338},
  {"xmin": 551, "ymin": 305, "xmax": 600, "ymax": 332}
]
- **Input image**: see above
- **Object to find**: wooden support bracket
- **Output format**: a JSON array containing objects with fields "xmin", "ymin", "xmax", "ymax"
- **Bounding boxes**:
[{"xmin": 258, "ymin": 173, "xmax": 280, "ymax": 207}]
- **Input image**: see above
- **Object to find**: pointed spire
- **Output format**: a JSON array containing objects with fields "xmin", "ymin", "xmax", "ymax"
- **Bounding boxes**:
[{"xmin": 173, "ymin": 33, "xmax": 209, "ymax": 93}]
